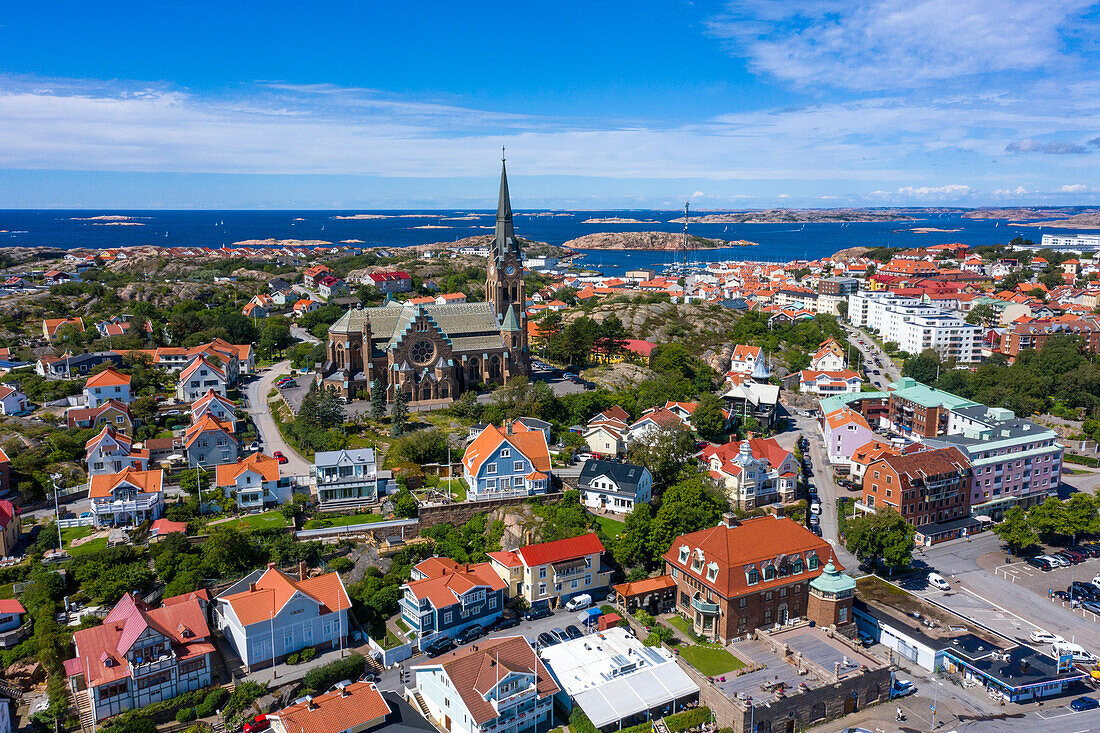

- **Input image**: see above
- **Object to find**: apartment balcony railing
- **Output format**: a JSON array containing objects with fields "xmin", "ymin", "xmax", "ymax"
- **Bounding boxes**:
[
  {"xmin": 691, "ymin": 596, "xmax": 720, "ymax": 614},
  {"xmin": 130, "ymin": 650, "xmax": 176, "ymax": 676}
]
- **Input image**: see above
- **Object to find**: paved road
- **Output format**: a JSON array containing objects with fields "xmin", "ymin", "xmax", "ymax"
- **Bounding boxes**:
[
  {"xmin": 243, "ymin": 361, "xmax": 312, "ymax": 477},
  {"xmin": 786, "ymin": 410, "xmax": 859, "ymax": 571},
  {"xmin": 842, "ymin": 323, "xmax": 901, "ymax": 389},
  {"xmin": 290, "ymin": 324, "xmax": 320, "ymax": 345}
]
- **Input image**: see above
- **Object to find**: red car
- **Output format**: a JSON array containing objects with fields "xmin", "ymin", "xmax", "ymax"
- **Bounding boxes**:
[
  {"xmin": 243, "ymin": 715, "xmax": 269, "ymax": 733},
  {"xmin": 273, "ymin": 451, "xmax": 288, "ymax": 465}
]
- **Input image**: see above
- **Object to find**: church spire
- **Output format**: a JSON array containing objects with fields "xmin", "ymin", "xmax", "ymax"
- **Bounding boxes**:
[{"xmin": 492, "ymin": 156, "xmax": 518, "ymax": 261}]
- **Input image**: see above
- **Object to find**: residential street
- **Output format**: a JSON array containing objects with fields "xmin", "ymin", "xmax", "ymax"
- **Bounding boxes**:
[
  {"xmin": 243, "ymin": 361, "xmax": 312, "ymax": 477},
  {"xmin": 842, "ymin": 322, "xmax": 901, "ymax": 389},
  {"xmin": 290, "ymin": 324, "xmax": 320, "ymax": 345}
]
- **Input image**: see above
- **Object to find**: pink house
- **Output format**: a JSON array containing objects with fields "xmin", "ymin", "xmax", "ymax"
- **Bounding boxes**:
[{"xmin": 821, "ymin": 407, "xmax": 875, "ymax": 465}]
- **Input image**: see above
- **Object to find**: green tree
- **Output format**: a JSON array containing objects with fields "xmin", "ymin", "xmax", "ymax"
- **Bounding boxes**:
[
  {"xmin": 370, "ymin": 379, "xmax": 386, "ymax": 420},
  {"xmin": 902, "ymin": 349, "xmax": 941, "ymax": 384},
  {"xmin": 1064, "ymin": 493, "xmax": 1100, "ymax": 543},
  {"xmin": 393, "ymin": 487, "xmax": 418, "ymax": 518},
  {"xmin": 844, "ymin": 508, "xmax": 915, "ymax": 571},
  {"xmin": 992, "ymin": 505, "xmax": 1039, "ymax": 555},
  {"xmin": 612, "ymin": 502, "xmax": 654, "ymax": 570},
  {"xmin": 1027, "ymin": 497, "xmax": 1070, "ymax": 541},
  {"xmin": 391, "ymin": 387, "xmax": 409, "ymax": 437},
  {"xmin": 316, "ymin": 386, "xmax": 346, "ymax": 429},
  {"xmin": 690, "ymin": 393, "xmax": 727, "ymax": 439},
  {"xmin": 626, "ymin": 424, "xmax": 698, "ymax": 488},
  {"xmin": 647, "ymin": 472, "xmax": 728, "ymax": 562},
  {"xmin": 595, "ymin": 316, "xmax": 629, "ymax": 358},
  {"xmin": 201, "ymin": 526, "xmax": 260, "ymax": 577},
  {"xmin": 965, "ymin": 303, "xmax": 997, "ymax": 327}
]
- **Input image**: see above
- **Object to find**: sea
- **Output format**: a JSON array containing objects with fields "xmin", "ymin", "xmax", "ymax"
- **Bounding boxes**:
[{"xmin": 0, "ymin": 209, "xmax": 1086, "ymax": 274}]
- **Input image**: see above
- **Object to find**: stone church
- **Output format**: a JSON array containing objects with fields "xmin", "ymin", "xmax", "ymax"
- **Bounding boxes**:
[{"xmin": 319, "ymin": 161, "xmax": 530, "ymax": 404}]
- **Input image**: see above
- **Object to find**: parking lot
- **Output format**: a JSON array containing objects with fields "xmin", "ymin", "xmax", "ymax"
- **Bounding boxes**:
[{"xmin": 995, "ymin": 557, "xmax": 1100, "ymax": 625}]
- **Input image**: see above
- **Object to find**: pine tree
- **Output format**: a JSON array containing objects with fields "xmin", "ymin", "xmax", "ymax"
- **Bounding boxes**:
[
  {"xmin": 370, "ymin": 379, "xmax": 386, "ymax": 421},
  {"xmin": 298, "ymin": 380, "xmax": 321, "ymax": 428},
  {"xmin": 391, "ymin": 386, "xmax": 409, "ymax": 437},
  {"xmin": 316, "ymin": 386, "xmax": 346, "ymax": 429}
]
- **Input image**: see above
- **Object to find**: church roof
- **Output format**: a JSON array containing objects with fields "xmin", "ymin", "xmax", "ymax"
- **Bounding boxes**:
[
  {"xmin": 493, "ymin": 159, "xmax": 522, "ymax": 262},
  {"xmin": 501, "ymin": 305, "xmax": 521, "ymax": 332},
  {"xmin": 329, "ymin": 302, "xmax": 506, "ymax": 354}
]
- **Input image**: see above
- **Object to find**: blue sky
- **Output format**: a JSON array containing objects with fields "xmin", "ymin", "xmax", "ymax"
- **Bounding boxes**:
[{"xmin": 2, "ymin": 0, "xmax": 1100, "ymax": 209}]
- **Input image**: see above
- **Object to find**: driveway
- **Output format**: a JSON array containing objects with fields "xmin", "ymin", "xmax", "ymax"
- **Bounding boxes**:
[
  {"xmin": 290, "ymin": 324, "xmax": 320, "ymax": 345},
  {"xmin": 243, "ymin": 361, "xmax": 312, "ymax": 477}
]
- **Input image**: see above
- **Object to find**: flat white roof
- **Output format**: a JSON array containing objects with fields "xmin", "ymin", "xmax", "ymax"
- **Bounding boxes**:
[{"xmin": 538, "ymin": 627, "xmax": 698, "ymax": 728}]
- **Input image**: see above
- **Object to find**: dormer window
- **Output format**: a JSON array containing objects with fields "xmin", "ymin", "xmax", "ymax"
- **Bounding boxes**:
[
  {"xmin": 763, "ymin": 564, "xmax": 775, "ymax": 581},
  {"xmin": 791, "ymin": 558, "xmax": 803, "ymax": 575},
  {"xmin": 706, "ymin": 562, "xmax": 719, "ymax": 582},
  {"xmin": 746, "ymin": 568, "xmax": 759, "ymax": 585},
  {"xmin": 678, "ymin": 545, "xmax": 689, "ymax": 564},
  {"xmin": 691, "ymin": 549, "xmax": 705, "ymax": 573},
  {"xmin": 808, "ymin": 554, "xmax": 820, "ymax": 570}
]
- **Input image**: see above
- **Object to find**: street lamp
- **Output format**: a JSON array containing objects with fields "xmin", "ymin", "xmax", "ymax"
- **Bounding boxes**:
[{"xmin": 50, "ymin": 473, "xmax": 64, "ymax": 552}]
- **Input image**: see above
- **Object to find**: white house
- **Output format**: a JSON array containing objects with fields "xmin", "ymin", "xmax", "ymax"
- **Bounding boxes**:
[
  {"xmin": 0, "ymin": 385, "xmax": 27, "ymax": 415},
  {"xmin": 176, "ymin": 356, "xmax": 228, "ymax": 402},
  {"xmin": 809, "ymin": 338, "xmax": 847, "ymax": 371},
  {"xmin": 84, "ymin": 368, "xmax": 132, "ymax": 408},
  {"xmin": 312, "ymin": 448, "xmax": 380, "ymax": 507},
  {"xmin": 211, "ymin": 564, "xmax": 351, "ymax": 671},
  {"xmin": 578, "ymin": 459, "xmax": 653, "ymax": 513},
  {"xmin": 88, "ymin": 468, "xmax": 164, "ymax": 527},
  {"xmin": 412, "ymin": 635, "xmax": 558, "ymax": 733},
  {"xmin": 702, "ymin": 437, "xmax": 799, "ymax": 510},
  {"xmin": 798, "ymin": 369, "xmax": 863, "ymax": 396},
  {"xmin": 190, "ymin": 389, "xmax": 237, "ymax": 423},
  {"xmin": 215, "ymin": 453, "xmax": 292, "ymax": 512},
  {"xmin": 85, "ymin": 426, "xmax": 149, "ymax": 478}
]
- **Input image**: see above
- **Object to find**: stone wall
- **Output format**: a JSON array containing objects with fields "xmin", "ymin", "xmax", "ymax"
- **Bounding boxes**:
[{"xmin": 417, "ymin": 491, "xmax": 564, "ymax": 532}]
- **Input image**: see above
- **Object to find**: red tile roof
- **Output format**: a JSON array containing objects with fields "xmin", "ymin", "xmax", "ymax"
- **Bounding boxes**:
[
  {"xmin": 405, "ymin": 560, "xmax": 506, "ymax": 608},
  {"xmin": 85, "ymin": 367, "xmax": 130, "ymax": 388},
  {"xmin": 462, "ymin": 424, "xmax": 551, "ymax": 475},
  {"xmin": 270, "ymin": 682, "xmax": 391, "ymax": 733},
  {"xmin": 517, "ymin": 532, "xmax": 604, "ymax": 568},
  {"xmin": 220, "ymin": 565, "xmax": 350, "ymax": 626},
  {"xmin": 663, "ymin": 515, "xmax": 839, "ymax": 598},
  {"xmin": 612, "ymin": 575, "xmax": 676, "ymax": 598}
]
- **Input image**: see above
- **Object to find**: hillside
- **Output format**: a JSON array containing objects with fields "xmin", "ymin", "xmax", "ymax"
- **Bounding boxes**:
[
  {"xmin": 563, "ymin": 299, "xmax": 743, "ymax": 347},
  {"xmin": 668, "ymin": 208, "xmax": 915, "ymax": 224}
]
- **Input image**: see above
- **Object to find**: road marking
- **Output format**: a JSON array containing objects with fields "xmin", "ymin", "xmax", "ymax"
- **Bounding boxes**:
[
  {"xmin": 1036, "ymin": 708, "xmax": 1077, "ymax": 719},
  {"xmin": 957, "ymin": 586, "xmax": 1041, "ymax": 631}
]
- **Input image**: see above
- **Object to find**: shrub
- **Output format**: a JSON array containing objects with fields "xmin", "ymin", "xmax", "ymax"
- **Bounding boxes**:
[
  {"xmin": 634, "ymin": 610, "xmax": 655, "ymax": 627},
  {"xmin": 300, "ymin": 646, "xmax": 317, "ymax": 662},
  {"xmin": 196, "ymin": 688, "xmax": 229, "ymax": 717},
  {"xmin": 175, "ymin": 708, "xmax": 196, "ymax": 723},
  {"xmin": 569, "ymin": 708, "xmax": 597, "ymax": 733},
  {"xmin": 328, "ymin": 557, "xmax": 353, "ymax": 573},
  {"xmin": 287, "ymin": 652, "xmax": 300, "ymax": 665},
  {"xmin": 666, "ymin": 707, "xmax": 711, "ymax": 733},
  {"xmin": 301, "ymin": 653, "xmax": 365, "ymax": 693},
  {"xmin": 224, "ymin": 681, "xmax": 268, "ymax": 717}
]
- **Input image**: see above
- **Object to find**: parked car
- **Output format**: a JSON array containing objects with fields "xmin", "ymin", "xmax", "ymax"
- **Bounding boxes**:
[
  {"xmin": 890, "ymin": 679, "xmax": 916, "ymax": 698},
  {"xmin": 1084, "ymin": 600, "xmax": 1100, "ymax": 615},
  {"xmin": 565, "ymin": 594, "xmax": 592, "ymax": 612},
  {"xmin": 423, "ymin": 637, "xmax": 455, "ymax": 658},
  {"xmin": 243, "ymin": 715, "xmax": 269, "ymax": 733},
  {"xmin": 810, "ymin": 502, "xmax": 821, "ymax": 515},
  {"xmin": 1053, "ymin": 590, "xmax": 1071, "ymax": 601},
  {"xmin": 551, "ymin": 627, "xmax": 569, "ymax": 642},
  {"xmin": 524, "ymin": 604, "xmax": 552, "ymax": 621},
  {"xmin": 565, "ymin": 625, "xmax": 584, "ymax": 640},
  {"xmin": 857, "ymin": 632, "xmax": 875, "ymax": 646},
  {"xmin": 1026, "ymin": 557, "xmax": 1053, "ymax": 571},
  {"xmin": 274, "ymin": 450, "xmax": 288, "ymax": 464},
  {"xmin": 1072, "ymin": 696, "xmax": 1100, "ymax": 712},
  {"xmin": 1030, "ymin": 629, "xmax": 1065, "ymax": 645},
  {"xmin": 492, "ymin": 615, "xmax": 521, "ymax": 631},
  {"xmin": 537, "ymin": 632, "xmax": 558, "ymax": 648},
  {"xmin": 455, "ymin": 624, "xmax": 485, "ymax": 645},
  {"xmin": 927, "ymin": 573, "xmax": 951, "ymax": 591}
]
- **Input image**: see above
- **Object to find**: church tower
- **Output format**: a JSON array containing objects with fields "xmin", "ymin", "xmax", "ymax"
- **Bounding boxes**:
[{"xmin": 486, "ymin": 157, "xmax": 526, "ymax": 326}]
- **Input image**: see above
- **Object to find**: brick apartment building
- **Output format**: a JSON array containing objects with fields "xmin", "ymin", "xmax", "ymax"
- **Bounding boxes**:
[
  {"xmin": 999, "ymin": 319, "xmax": 1100, "ymax": 361},
  {"xmin": 886, "ymin": 378, "xmax": 976, "ymax": 438},
  {"xmin": 861, "ymin": 447, "xmax": 973, "ymax": 544},
  {"xmin": 662, "ymin": 515, "xmax": 843, "ymax": 644}
]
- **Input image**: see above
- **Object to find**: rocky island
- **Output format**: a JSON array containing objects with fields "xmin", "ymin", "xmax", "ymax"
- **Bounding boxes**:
[
  {"xmin": 560, "ymin": 231, "xmax": 754, "ymax": 250},
  {"xmin": 668, "ymin": 208, "xmax": 916, "ymax": 224}
]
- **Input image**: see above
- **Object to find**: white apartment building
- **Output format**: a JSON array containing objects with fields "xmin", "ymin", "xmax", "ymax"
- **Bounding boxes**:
[
  {"xmin": 847, "ymin": 292, "xmax": 982, "ymax": 363},
  {"xmin": 1040, "ymin": 234, "xmax": 1100, "ymax": 252}
]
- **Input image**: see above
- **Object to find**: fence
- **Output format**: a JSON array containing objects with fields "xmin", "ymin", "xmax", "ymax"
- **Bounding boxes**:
[
  {"xmin": 58, "ymin": 516, "xmax": 94, "ymax": 528},
  {"xmin": 294, "ymin": 518, "xmax": 418, "ymax": 540},
  {"xmin": 368, "ymin": 634, "xmax": 415, "ymax": 667}
]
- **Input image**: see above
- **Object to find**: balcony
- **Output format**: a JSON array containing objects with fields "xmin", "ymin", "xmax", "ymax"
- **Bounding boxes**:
[
  {"xmin": 315, "ymin": 472, "xmax": 376, "ymax": 488},
  {"xmin": 130, "ymin": 650, "xmax": 176, "ymax": 676},
  {"xmin": 691, "ymin": 596, "xmax": 720, "ymax": 614},
  {"xmin": 91, "ymin": 495, "xmax": 161, "ymax": 514}
]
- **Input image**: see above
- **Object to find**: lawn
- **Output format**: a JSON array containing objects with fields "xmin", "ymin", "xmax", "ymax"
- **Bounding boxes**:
[
  {"xmin": 60, "ymin": 526, "xmax": 96, "ymax": 545},
  {"xmin": 0, "ymin": 583, "xmax": 15, "ymax": 600},
  {"xmin": 394, "ymin": 618, "xmax": 410, "ymax": 633},
  {"xmin": 593, "ymin": 514, "xmax": 626, "ymax": 537},
  {"xmin": 303, "ymin": 513, "xmax": 385, "ymax": 530},
  {"xmin": 219, "ymin": 511, "xmax": 287, "ymax": 529},
  {"xmin": 677, "ymin": 644, "xmax": 745, "ymax": 676},
  {"xmin": 68, "ymin": 538, "xmax": 109, "ymax": 557},
  {"xmin": 666, "ymin": 614, "xmax": 701, "ymax": 642}
]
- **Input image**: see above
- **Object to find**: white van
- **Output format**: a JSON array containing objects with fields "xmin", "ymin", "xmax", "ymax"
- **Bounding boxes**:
[
  {"xmin": 927, "ymin": 573, "xmax": 951, "ymax": 591},
  {"xmin": 565, "ymin": 593, "xmax": 592, "ymax": 612},
  {"xmin": 1052, "ymin": 641, "xmax": 1098, "ymax": 665}
]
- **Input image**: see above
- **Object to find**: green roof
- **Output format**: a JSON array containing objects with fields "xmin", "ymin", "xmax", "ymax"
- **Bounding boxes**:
[
  {"xmin": 810, "ymin": 562, "xmax": 856, "ymax": 594},
  {"xmin": 887, "ymin": 378, "xmax": 977, "ymax": 410},
  {"xmin": 819, "ymin": 391, "xmax": 889, "ymax": 415}
]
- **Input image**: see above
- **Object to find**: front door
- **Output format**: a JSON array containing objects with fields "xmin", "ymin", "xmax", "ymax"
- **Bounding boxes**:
[{"xmin": 444, "ymin": 716, "xmax": 451, "ymax": 731}]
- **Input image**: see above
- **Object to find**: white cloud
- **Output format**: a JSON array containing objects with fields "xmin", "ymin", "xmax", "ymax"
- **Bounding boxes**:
[
  {"xmin": 708, "ymin": 0, "xmax": 1094, "ymax": 91},
  {"xmin": 690, "ymin": 191, "xmax": 706, "ymax": 198},
  {"xmin": 776, "ymin": 193, "xmax": 791, "ymax": 198},
  {"xmin": 896, "ymin": 184, "xmax": 973, "ymax": 197},
  {"xmin": 992, "ymin": 186, "xmax": 1030, "ymax": 196},
  {"xmin": 1061, "ymin": 183, "xmax": 1090, "ymax": 192}
]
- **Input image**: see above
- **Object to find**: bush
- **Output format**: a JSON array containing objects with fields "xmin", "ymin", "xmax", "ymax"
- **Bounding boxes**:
[
  {"xmin": 569, "ymin": 708, "xmax": 597, "ymax": 733},
  {"xmin": 643, "ymin": 623, "xmax": 676, "ymax": 647},
  {"xmin": 287, "ymin": 652, "xmax": 300, "ymax": 665},
  {"xmin": 301, "ymin": 653, "xmax": 365, "ymax": 693},
  {"xmin": 175, "ymin": 708, "xmax": 196, "ymax": 723},
  {"xmin": 196, "ymin": 688, "xmax": 229, "ymax": 717},
  {"xmin": 300, "ymin": 646, "xmax": 317, "ymax": 662},
  {"xmin": 224, "ymin": 681, "xmax": 268, "ymax": 718},
  {"xmin": 328, "ymin": 557, "xmax": 353, "ymax": 573},
  {"xmin": 666, "ymin": 707, "xmax": 711, "ymax": 733}
]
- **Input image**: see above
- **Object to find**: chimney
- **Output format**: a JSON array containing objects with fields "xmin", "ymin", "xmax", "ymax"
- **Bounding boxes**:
[
  {"xmin": 720, "ymin": 512, "xmax": 740, "ymax": 529},
  {"xmin": 299, "ymin": 561, "xmax": 306, "ymax": 581},
  {"xmin": 1020, "ymin": 658, "xmax": 1029, "ymax": 674},
  {"xmin": 249, "ymin": 582, "xmax": 257, "ymax": 592},
  {"xmin": 268, "ymin": 562, "xmax": 276, "ymax": 569},
  {"xmin": 746, "ymin": 431, "xmax": 755, "ymax": 441},
  {"xmin": 506, "ymin": 422, "xmax": 513, "ymax": 436},
  {"xmin": 340, "ymin": 686, "xmax": 350, "ymax": 698},
  {"xmin": 306, "ymin": 696, "xmax": 317, "ymax": 711}
]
